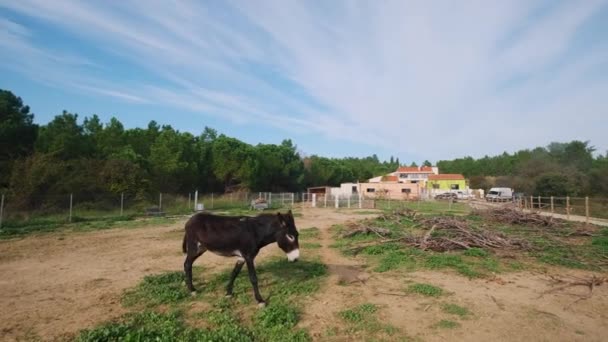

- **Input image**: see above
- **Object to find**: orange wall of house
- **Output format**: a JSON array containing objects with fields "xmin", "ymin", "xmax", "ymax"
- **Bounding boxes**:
[{"xmin": 359, "ymin": 182, "xmax": 421, "ymax": 200}]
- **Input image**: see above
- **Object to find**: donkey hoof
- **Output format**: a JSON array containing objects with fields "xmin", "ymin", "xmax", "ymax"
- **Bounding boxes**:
[
  {"xmin": 225, "ymin": 294, "xmax": 233, "ymax": 298},
  {"xmin": 257, "ymin": 301, "xmax": 266, "ymax": 308},
  {"xmin": 190, "ymin": 291, "xmax": 197, "ymax": 297}
]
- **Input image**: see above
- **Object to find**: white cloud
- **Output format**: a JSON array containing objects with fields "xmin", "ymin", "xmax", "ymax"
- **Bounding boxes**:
[{"xmin": 1, "ymin": 0, "xmax": 607, "ymax": 159}]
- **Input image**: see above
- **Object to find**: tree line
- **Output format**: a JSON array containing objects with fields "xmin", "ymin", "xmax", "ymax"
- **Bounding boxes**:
[
  {"xmin": 3, "ymin": 88, "xmax": 605, "ymax": 211},
  {"xmin": 436, "ymin": 142, "xmax": 608, "ymax": 197},
  {"xmin": 1, "ymin": 89, "xmax": 401, "ymax": 210}
]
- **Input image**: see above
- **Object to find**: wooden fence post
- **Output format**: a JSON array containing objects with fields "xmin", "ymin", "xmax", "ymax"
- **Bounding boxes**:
[
  {"xmin": 585, "ymin": 197, "xmax": 589, "ymax": 225},
  {"xmin": 324, "ymin": 194, "xmax": 327, "ymax": 208},
  {"xmin": 121, "ymin": 193, "xmax": 124, "ymax": 216},
  {"xmin": 537, "ymin": 196, "xmax": 541, "ymax": 210},
  {"xmin": 550, "ymin": 196, "xmax": 554, "ymax": 213},
  {"xmin": 159, "ymin": 193, "xmax": 163, "ymax": 211},
  {"xmin": 566, "ymin": 196, "xmax": 570, "ymax": 220},
  {"xmin": 530, "ymin": 196, "xmax": 533, "ymax": 209},
  {"xmin": 69, "ymin": 193, "xmax": 73, "ymax": 222},
  {"xmin": 0, "ymin": 193, "xmax": 4, "ymax": 229},
  {"xmin": 312, "ymin": 194, "xmax": 316, "ymax": 208}
]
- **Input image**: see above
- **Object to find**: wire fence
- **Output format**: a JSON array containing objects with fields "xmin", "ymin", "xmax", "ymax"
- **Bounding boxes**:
[
  {"xmin": 0, "ymin": 191, "xmax": 299, "ymax": 230},
  {"xmin": 515, "ymin": 195, "xmax": 608, "ymax": 220}
]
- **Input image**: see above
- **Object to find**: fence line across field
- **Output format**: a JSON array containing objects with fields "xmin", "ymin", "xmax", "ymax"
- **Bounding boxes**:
[{"xmin": 516, "ymin": 195, "xmax": 608, "ymax": 222}]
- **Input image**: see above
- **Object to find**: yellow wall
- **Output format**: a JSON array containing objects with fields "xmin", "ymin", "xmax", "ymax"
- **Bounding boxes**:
[{"xmin": 427, "ymin": 179, "xmax": 466, "ymax": 191}]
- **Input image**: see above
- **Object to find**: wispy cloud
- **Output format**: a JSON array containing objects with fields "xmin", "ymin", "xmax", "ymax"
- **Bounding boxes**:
[{"xmin": 1, "ymin": 0, "xmax": 607, "ymax": 159}]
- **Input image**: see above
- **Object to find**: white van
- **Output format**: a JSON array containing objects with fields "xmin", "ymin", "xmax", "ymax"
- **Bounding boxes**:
[{"xmin": 485, "ymin": 187, "xmax": 513, "ymax": 202}]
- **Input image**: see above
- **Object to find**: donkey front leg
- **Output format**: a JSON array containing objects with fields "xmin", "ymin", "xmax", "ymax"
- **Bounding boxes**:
[
  {"xmin": 245, "ymin": 258, "xmax": 265, "ymax": 306},
  {"xmin": 225, "ymin": 260, "xmax": 245, "ymax": 297}
]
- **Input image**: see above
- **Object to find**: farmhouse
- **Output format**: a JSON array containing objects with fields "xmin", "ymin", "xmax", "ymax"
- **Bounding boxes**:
[{"xmin": 427, "ymin": 174, "xmax": 466, "ymax": 191}]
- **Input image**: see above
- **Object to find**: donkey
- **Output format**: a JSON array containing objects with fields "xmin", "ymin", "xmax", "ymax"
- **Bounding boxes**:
[{"xmin": 182, "ymin": 210, "xmax": 300, "ymax": 306}]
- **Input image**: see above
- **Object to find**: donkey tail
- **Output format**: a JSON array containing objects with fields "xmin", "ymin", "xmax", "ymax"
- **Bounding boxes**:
[{"xmin": 182, "ymin": 232, "xmax": 188, "ymax": 254}]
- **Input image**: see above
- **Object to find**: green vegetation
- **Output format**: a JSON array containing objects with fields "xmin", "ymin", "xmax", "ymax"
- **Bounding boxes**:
[
  {"xmin": 299, "ymin": 227, "xmax": 321, "ymax": 239},
  {"xmin": 338, "ymin": 303, "xmax": 398, "ymax": 337},
  {"xmin": 433, "ymin": 319, "xmax": 460, "ymax": 329},
  {"xmin": 122, "ymin": 271, "xmax": 191, "ymax": 307},
  {"xmin": 79, "ymin": 257, "xmax": 326, "ymax": 341},
  {"xmin": 407, "ymin": 283, "xmax": 444, "ymax": 297},
  {"xmin": 301, "ymin": 242, "xmax": 322, "ymax": 249},
  {"xmin": 437, "ymin": 140, "xmax": 608, "ymax": 199},
  {"xmin": 0, "ymin": 215, "xmax": 177, "ymax": 239},
  {"xmin": 441, "ymin": 303, "xmax": 471, "ymax": 317}
]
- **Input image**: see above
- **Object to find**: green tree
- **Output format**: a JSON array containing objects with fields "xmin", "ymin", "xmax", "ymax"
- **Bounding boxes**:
[
  {"xmin": 36, "ymin": 111, "xmax": 91, "ymax": 159},
  {"xmin": 0, "ymin": 90, "xmax": 38, "ymax": 189}
]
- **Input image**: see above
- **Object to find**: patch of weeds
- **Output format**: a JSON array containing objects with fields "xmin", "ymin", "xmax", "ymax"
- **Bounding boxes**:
[
  {"xmin": 360, "ymin": 243, "xmax": 403, "ymax": 255},
  {"xmin": 338, "ymin": 303, "xmax": 398, "ymax": 337},
  {"xmin": 480, "ymin": 257, "xmax": 501, "ymax": 273},
  {"xmin": 76, "ymin": 310, "xmax": 251, "ymax": 342},
  {"xmin": 375, "ymin": 250, "xmax": 417, "ymax": 272},
  {"xmin": 433, "ymin": 319, "xmax": 460, "ymax": 329},
  {"xmin": 424, "ymin": 254, "xmax": 482, "ymax": 278},
  {"xmin": 464, "ymin": 247, "xmax": 488, "ymax": 257},
  {"xmin": 507, "ymin": 261, "xmax": 526, "ymax": 270},
  {"xmin": 352, "ymin": 211, "xmax": 381, "ymax": 215},
  {"xmin": 253, "ymin": 300, "xmax": 310, "ymax": 342},
  {"xmin": 301, "ymin": 242, "xmax": 322, "ymax": 249},
  {"xmin": 534, "ymin": 245, "xmax": 586, "ymax": 269},
  {"xmin": 592, "ymin": 229, "xmax": 608, "ymax": 252},
  {"xmin": 441, "ymin": 303, "xmax": 470, "ymax": 317},
  {"xmin": 339, "ymin": 303, "xmax": 378, "ymax": 323},
  {"xmin": 299, "ymin": 227, "xmax": 320, "ymax": 240},
  {"xmin": 122, "ymin": 270, "xmax": 190, "ymax": 307},
  {"xmin": 407, "ymin": 283, "xmax": 444, "ymax": 297}
]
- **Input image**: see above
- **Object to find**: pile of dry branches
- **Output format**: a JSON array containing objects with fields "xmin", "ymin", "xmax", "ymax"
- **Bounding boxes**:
[
  {"xmin": 473, "ymin": 207, "xmax": 563, "ymax": 228},
  {"xmin": 403, "ymin": 216, "xmax": 531, "ymax": 252},
  {"xmin": 341, "ymin": 222, "xmax": 391, "ymax": 238},
  {"xmin": 380, "ymin": 208, "xmax": 419, "ymax": 221}
]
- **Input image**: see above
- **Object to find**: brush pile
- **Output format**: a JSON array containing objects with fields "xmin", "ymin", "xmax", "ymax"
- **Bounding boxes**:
[
  {"xmin": 380, "ymin": 208, "xmax": 419, "ymax": 221},
  {"xmin": 473, "ymin": 207, "xmax": 563, "ymax": 228},
  {"xmin": 404, "ymin": 216, "xmax": 530, "ymax": 252},
  {"xmin": 341, "ymin": 222, "xmax": 391, "ymax": 238}
]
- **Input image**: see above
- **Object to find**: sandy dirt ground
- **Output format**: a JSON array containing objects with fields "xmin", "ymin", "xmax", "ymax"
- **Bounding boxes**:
[{"xmin": 1, "ymin": 207, "xmax": 607, "ymax": 341}]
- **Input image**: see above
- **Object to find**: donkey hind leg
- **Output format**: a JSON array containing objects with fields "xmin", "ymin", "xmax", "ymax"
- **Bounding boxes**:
[
  {"xmin": 225, "ymin": 260, "xmax": 245, "ymax": 297},
  {"xmin": 244, "ymin": 258, "xmax": 265, "ymax": 306},
  {"xmin": 184, "ymin": 239, "xmax": 206, "ymax": 293}
]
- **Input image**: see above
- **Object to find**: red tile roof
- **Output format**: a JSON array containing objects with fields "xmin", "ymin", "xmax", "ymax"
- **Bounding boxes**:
[
  {"xmin": 381, "ymin": 175, "xmax": 398, "ymax": 182},
  {"xmin": 428, "ymin": 174, "xmax": 465, "ymax": 180},
  {"xmin": 396, "ymin": 166, "xmax": 434, "ymax": 173}
]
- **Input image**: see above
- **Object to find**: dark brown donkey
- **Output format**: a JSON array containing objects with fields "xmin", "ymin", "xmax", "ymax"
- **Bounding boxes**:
[{"xmin": 182, "ymin": 210, "xmax": 300, "ymax": 307}]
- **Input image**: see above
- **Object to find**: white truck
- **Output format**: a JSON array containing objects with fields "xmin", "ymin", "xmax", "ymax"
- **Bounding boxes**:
[{"xmin": 485, "ymin": 187, "xmax": 513, "ymax": 202}]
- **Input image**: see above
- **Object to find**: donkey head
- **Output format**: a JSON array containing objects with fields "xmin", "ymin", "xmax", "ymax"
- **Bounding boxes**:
[{"xmin": 275, "ymin": 210, "xmax": 300, "ymax": 262}]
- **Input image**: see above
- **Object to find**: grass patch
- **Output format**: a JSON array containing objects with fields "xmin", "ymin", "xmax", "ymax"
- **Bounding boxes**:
[
  {"xmin": 301, "ymin": 242, "xmax": 322, "ymax": 249},
  {"xmin": 442, "ymin": 303, "xmax": 470, "ymax": 317},
  {"xmin": 338, "ymin": 303, "xmax": 398, "ymax": 337},
  {"xmin": 299, "ymin": 227, "xmax": 320, "ymax": 240},
  {"xmin": 84, "ymin": 256, "xmax": 326, "ymax": 341},
  {"xmin": 0, "ymin": 215, "xmax": 177, "ymax": 239},
  {"xmin": 464, "ymin": 247, "xmax": 489, "ymax": 257},
  {"xmin": 424, "ymin": 254, "xmax": 482, "ymax": 278},
  {"xmin": 76, "ymin": 310, "xmax": 253, "ymax": 342},
  {"xmin": 339, "ymin": 303, "xmax": 378, "ymax": 323},
  {"xmin": 122, "ymin": 271, "xmax": 191, "ymax": 307},
  {"xmin": 433, "ymin": 319, "xmax": 460, "ymax": 329},
  {"xmin": 407, "ymin": 283, "xmax": 444, "ymax": 297}
]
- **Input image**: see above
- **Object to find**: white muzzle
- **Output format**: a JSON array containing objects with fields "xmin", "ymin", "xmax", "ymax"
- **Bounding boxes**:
[{"xmin": 286, "ymin": 248, "xmax": 300, "ymax": 262}]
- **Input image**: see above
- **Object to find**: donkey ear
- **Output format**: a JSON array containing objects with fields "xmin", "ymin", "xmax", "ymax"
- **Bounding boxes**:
[{"xmin": 277, "ymin": 213, "xmax": 287, "ymax": 228}]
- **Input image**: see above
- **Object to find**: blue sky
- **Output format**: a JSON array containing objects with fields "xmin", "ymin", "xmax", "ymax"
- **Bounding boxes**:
[{"xmin": 1, "ymin": 0, "xmax": 607, "ymax": 163}]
